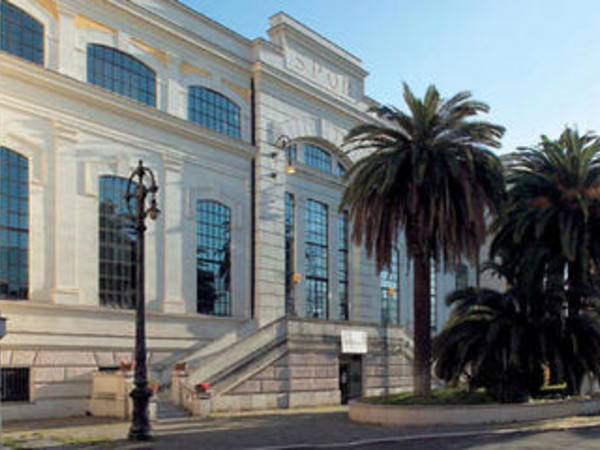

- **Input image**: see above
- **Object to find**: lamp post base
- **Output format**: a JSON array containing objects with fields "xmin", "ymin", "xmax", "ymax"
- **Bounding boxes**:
[{"xmin": 128, "ymin": 385, "xmax": 153, "ymax": 441}]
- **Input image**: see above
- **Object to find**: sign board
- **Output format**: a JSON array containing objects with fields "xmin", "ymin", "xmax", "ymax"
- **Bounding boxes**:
[{"xmin": 341, "ymin": 330, "xmax": 368, "ymax": 354}]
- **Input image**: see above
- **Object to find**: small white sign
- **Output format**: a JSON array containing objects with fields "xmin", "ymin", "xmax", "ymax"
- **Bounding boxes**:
[{"xmin": 341, "ymin": 330, "xmax": 368, "ymax": 354}]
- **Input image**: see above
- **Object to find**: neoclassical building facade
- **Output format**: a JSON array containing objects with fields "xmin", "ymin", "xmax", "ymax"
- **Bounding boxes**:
[{"xmin": 0, "ymin": 0, "xmax": 472, "ymax": 420}]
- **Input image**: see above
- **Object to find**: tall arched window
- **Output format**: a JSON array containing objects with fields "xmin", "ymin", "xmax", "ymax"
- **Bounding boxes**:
[
  {"xmin": 99, "ymin": 176, "xmax": 137, "ymax": 309},
  {"xmin": 196, "ymin": 200, "xmax": 231, "ymax": 316},
  {"xmin": 188, "ymin": 87, "xmax": 241, "ymax": 139},
  {"xmin": 0, "ymin": 0, "xmax": 44, "ymax": 65},
  {"xmin": 0, "ymin": 147, "xmax": 28, "ymax": 299},
  {"xmin": 87, "ymin": 44, "xmax": 156, "ymax": 106}
]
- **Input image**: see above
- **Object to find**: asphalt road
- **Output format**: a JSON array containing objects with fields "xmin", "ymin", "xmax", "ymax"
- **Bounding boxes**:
[
  {"xmin": 353, "ymin": 428, "xmax": 600, "ymax": 449},
  {"xmin": 5, "ymin": 410, "xmax": 600, "ymax": 449}
]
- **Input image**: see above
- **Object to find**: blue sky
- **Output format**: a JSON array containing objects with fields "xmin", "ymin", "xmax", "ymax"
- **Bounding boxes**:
[{"xmin": 182, "ymin": 0, "xmax": 600, "ymax": 153}]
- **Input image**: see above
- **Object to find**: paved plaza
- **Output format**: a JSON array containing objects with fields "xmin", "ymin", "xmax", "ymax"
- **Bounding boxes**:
[{"xmin": 3, "ymin": 408, "xmax": 600, "ymax": 449}]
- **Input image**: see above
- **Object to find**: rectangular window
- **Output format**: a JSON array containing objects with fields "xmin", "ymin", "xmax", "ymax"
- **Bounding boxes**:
[
  {"xmin": 285, "ymin": 193, "xmax": 295, "ymax": 315},
  {"xmin": 380, "ymin": 249, "xmax": 400, "ymax": 324},
  {"xmin": 1, "ymin": 368, "xmax": 30, "ymax": 402},
  {"xmin": 338, "ymin": 213, "xmax": 349, "ymax": 320},
  {"xmin": 305, "ymin": 199, "xmax": 328, "ymax": 319}
]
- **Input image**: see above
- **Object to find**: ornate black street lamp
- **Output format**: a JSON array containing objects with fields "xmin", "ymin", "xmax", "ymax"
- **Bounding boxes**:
[{"xmin": 125, "ymin": 160, "xmax": 160, "ymax": 441}]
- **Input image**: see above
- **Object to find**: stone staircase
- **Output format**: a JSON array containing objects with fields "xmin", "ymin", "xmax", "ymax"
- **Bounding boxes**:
[{"xmin": 156, "ymin": 318, "xmax": 258, "ymax": 385}]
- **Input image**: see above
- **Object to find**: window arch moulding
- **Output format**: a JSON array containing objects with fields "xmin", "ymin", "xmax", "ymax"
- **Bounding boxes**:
[{"xmin": 0, "ymin": 133, "xmax": 45, "ymax": 185}]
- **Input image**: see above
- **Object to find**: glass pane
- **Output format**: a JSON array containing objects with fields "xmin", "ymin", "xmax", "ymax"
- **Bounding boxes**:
[
  {"xmin": 305, "ymin": 199, "xmax": 328, "ymax": 319},
  {"xmin": 196, "ymin": 200, "xmax": 231, "ymax": 316},
  {"xmin": 338, "ymin": 213, "xmax": 349, "ymax": 320},
  {"xmin": 188, "ymin": 87, "xmax": 241, "ymax": 139},
  {"xmin": 0, "ymin": 1, "xmax": 44, "ymax": 65},
  {"xmin": 285, "ymin": 193, "xmax": 295, "ymax": 314},
  {"xmin": 0, "ymin": 147, "xmax": 28, "ymax": 300},
  {"xmin": 87, "ymin": 44, "xmax": 156, "ymax": 106},
  {"xmin": 380, "ymin": 248, "xmax": 399, "ymax": 324},
  {"xmin": 304, "ymin": 143, "xmax": 332, "ymax": 174},
  {"xmin": 98, "ymin": 176, "xmax": 137, "ymax": 309}
]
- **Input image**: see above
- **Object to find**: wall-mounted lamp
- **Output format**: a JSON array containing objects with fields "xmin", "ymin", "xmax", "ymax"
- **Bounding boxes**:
[
  {"xmin": 292, "ymin": 272, "xmax": 302, "ymax": 284},
  {"xmin": 275, "ymin": 134, "xmax": 297, "ymax": 175},
  {"xmin": 387, "ymin": 287, "xmax": 395, "ymax": 297}
]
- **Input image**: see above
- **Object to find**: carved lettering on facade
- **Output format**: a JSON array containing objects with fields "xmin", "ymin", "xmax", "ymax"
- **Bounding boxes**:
[{"xmin": 286, "ymin": 47, "xmax": 350, "ymax": 98}]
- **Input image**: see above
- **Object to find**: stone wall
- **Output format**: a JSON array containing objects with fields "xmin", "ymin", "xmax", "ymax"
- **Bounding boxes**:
[{"xmin": 1, "ymin": 348, "xmax": 172, "ymax": 421}]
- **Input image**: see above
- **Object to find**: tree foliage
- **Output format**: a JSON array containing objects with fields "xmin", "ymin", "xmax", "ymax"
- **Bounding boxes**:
[
  {"xmin": 435, "ymin": 127, "xmax": 600, "ymax": 399},
  {"xmin": 341, "ymin": 83, "xmax": 504, "ymax": 394}
]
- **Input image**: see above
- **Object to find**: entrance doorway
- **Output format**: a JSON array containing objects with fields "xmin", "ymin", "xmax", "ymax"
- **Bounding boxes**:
[{"xmin": 339, "ymin": 355, "xmax": 362, "ymax": 405}]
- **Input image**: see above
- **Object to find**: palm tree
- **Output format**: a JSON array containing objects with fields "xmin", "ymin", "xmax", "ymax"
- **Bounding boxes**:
[
  {"xmin": 491, "ymin": 127, "xmax": 600, "ymax": 392},
  {"xmin": 434, "ymin": 282, "xmax": 548, "ymax": 402},
  {"xmin": 341, "ymin": 83, "xmax": 505, "ymax": 395}
]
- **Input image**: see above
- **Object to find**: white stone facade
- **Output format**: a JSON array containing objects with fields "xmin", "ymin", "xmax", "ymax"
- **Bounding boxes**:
[{"xmin": 0, "ymin": 0, "xmax": 467, "ymax": 420}]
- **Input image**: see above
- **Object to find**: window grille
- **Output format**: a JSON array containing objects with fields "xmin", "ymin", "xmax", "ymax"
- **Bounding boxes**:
[
  {"xmin": 1, "ymin": 368, "xmax": 29, "ymax": 402},
  {"xmin": 0, "ymin": 0, "xmax": 43, "ymax": 64},
  {"xmin": 0, "ymin": 147, "xmax": 28, "ymax": 300},
  {"xmin": 380, "ymin": 249, "xmax": 400, "ymax": 324},
  {"xmin": 196, "ymin": 200, "xmax": 231, "ymax": 316},
  {"xmin": 304, "ymin": 144, "xmax": 332, "ymax": 174},
  {"xmin": 338, "ymin": 213, "xmax": 349, "ymax": 320},
  {"xmin": 305, "ymin": 199, "xmax": 328, "ymax": 319},
  {"xmin": 188, "ymin": 87, "xmax": 241, "ymax": 139},
  {"xmin": 87, "ymin": 44, "xmax": 156, "ymax": 106},
  {"xmin": 99, "ymin": 176, "xmax": 137, "ymax": 309},
  {"xmin": 285, "ymin": 193, "xmax": 295, "ymax": 314}
]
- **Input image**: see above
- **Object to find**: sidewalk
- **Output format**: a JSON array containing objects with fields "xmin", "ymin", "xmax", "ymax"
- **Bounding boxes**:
[{"xmin": 3, "ymin": 408, "xmax": 600, "ymax": 449}]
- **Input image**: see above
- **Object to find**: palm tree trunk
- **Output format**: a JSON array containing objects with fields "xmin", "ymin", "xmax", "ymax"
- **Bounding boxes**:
[{"xmin": 413, "ymin": 254, "xmax": 432, "ymax": 395}]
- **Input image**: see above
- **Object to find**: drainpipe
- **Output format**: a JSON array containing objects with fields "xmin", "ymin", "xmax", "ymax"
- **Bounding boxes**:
[{"xmin": 250, "ymin": 77, "xmax": 257, "ymax": 319}]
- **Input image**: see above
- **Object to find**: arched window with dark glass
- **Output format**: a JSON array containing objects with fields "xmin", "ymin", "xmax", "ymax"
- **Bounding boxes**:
[
  {"xmin": 304, "ymin": 143, "xmax": 332, "ymax": 174},
  {"xmin": 0, "ymin": 147, "xmax": 28, "ymax": 299},
  {"xmin": 380, "ymin": 248, "xmax": 399, "ymax": 324},
  {"xmin": 0, "ymin": 0, "xmax": 43, "ymax": 65},
  {"xmin": 305, "ymin": 199, "xmax": 328, "ymax": 319},
  {"xmin": 188, "ymin": 87, "xmax": 241, "ymax": 139},
  {"xmin": 87, "ymin": 44, "xmax": 156, "ymax": 106},
  {"xmin": 99, "ymin": 176, "xmax": 137, "ymax": 309},
  {"xmin": 196, "ymin": 200, "xmax": 231, "ymax": 316}
]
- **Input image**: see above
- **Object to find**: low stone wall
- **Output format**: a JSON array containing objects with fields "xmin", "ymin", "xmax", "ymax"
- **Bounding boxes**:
[
  {"xmin": 349, "ymin": 396, "xmax": 600, "ymax": 426},
  {"xmin": 214, "ymin": 352, "xmax": 341, "ymax": 412}
]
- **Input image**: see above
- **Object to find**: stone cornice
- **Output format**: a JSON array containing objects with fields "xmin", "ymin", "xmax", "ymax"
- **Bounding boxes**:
[
  {"xmin": 0, "ymin": 53, "xmax": 257, "ymax": 161},
  {"xmin": 253, "ymin": 62, "xmax": 378, "ymax": 126},
  {"xmin": 108, "ymin": 0, "xmax": 253, "ymax": 73},
  {"xmin": 0, "ymin": 299, "xmax": 247, "ymax": 324}
]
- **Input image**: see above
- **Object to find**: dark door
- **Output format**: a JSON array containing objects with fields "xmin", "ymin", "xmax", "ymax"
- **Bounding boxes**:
[{"xmin": 339, "ymin": 355, "xmax": 362, "ymax": 404}]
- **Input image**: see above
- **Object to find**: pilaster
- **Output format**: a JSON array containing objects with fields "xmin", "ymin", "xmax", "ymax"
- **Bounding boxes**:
[
  {"xmin": 163, "ymin": 156, "xmax": 186, "ymax": 314},
  {"xmin": 51, "ymin": 122, "xmax": 79, "ymax": 304}
]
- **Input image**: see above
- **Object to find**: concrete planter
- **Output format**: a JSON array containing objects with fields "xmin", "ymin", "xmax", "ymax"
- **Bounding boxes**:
[{"xmin": 349, "ymin": 396, "xmax": 600, "ymax": 426}]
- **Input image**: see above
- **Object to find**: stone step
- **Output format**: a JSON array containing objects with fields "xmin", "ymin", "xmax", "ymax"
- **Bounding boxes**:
[{"xmin": 156, "ymin": 390, "xmax": 190, "ymax": 421}]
